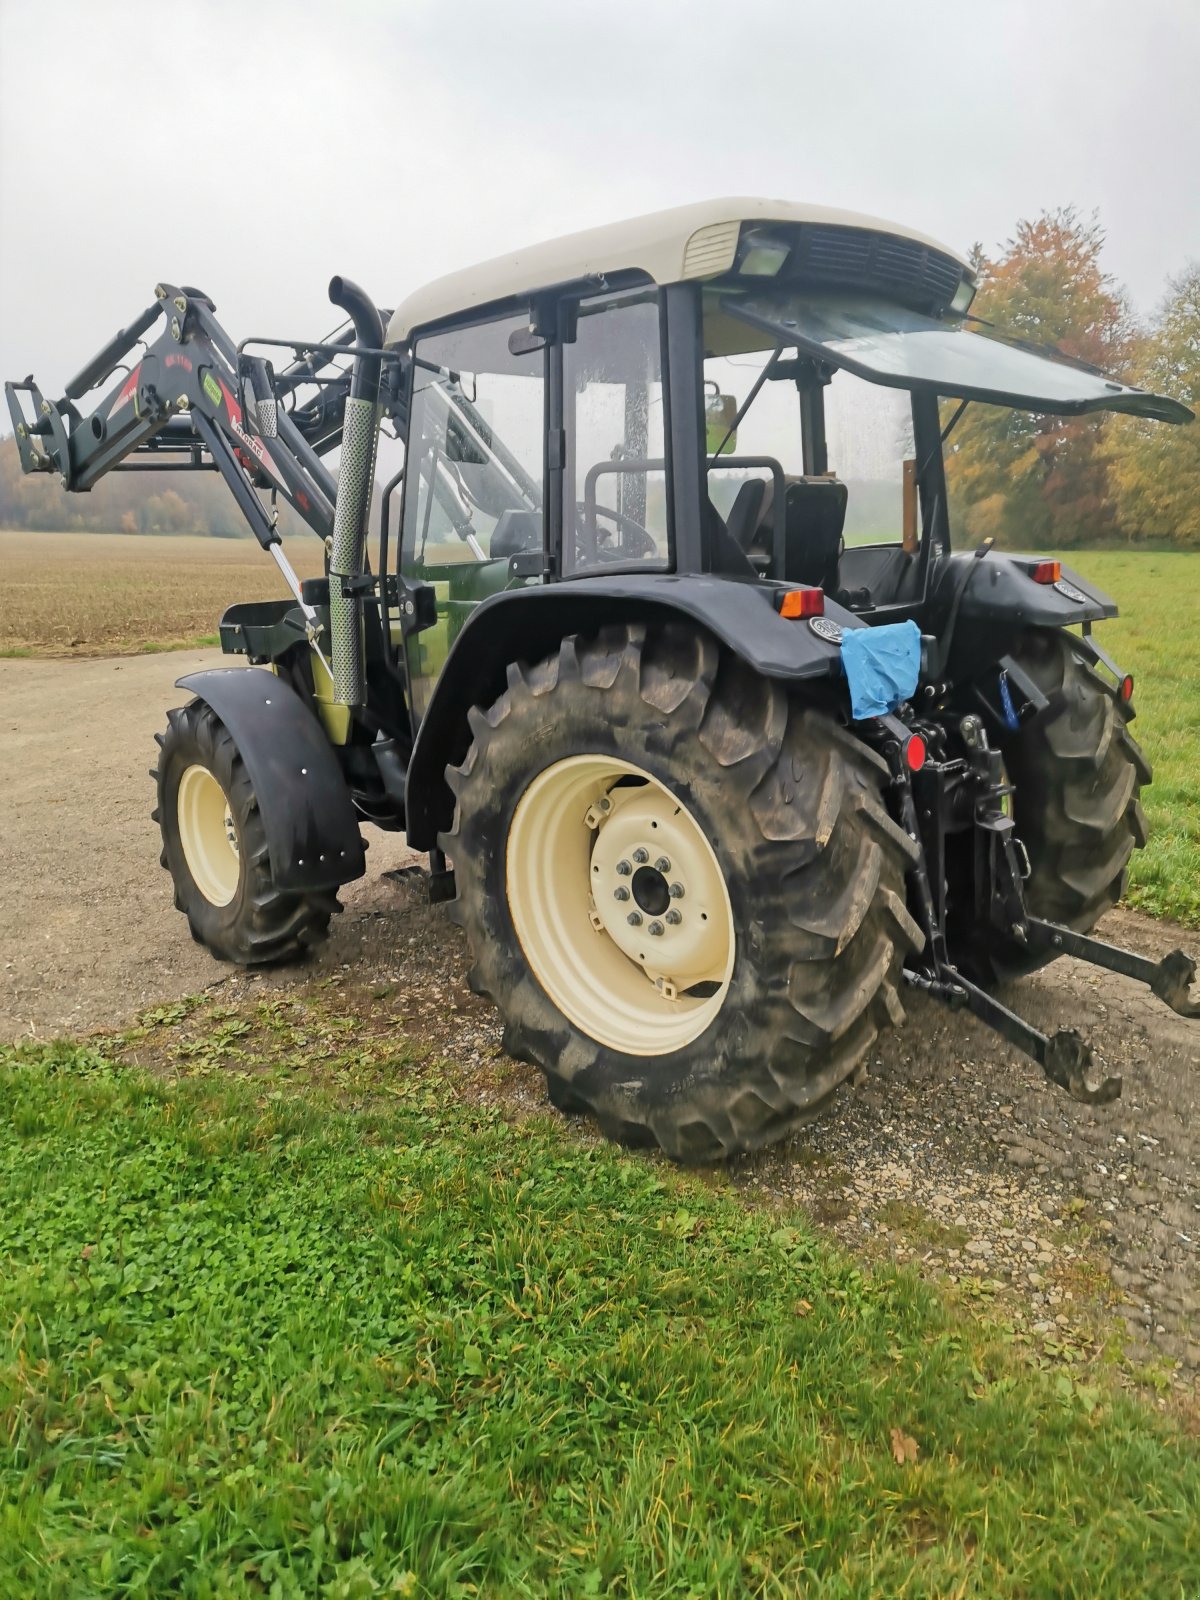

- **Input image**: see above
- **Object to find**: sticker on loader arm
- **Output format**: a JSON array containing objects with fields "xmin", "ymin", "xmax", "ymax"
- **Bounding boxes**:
[{"xmin": 202, "ymin": 371, "xmax": 223, "ymax": 407}]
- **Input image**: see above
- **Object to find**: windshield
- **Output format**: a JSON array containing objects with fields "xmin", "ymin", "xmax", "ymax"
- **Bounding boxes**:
[{"xmin": 720, "ymin": 292, "xmax": 1192, "ymax": 424}]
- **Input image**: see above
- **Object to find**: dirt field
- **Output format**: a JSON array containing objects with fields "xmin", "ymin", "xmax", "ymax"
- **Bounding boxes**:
[
  {"xmin": 2, "ymin": 650, "xmax": 1198, "ymax": 1382},
  {"xmin": 0, "ymin": 530, "xmax": 326, "ymax": 657}
]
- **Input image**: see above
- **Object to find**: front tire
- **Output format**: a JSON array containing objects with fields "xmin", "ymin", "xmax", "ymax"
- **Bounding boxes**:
[
  {"xmin": 441, "ymin": 624, "xmax": 922, "ymax": 1162},
  {"xmin": 154, "ymin": 700, "xmax": 340, "ymax": 965}
]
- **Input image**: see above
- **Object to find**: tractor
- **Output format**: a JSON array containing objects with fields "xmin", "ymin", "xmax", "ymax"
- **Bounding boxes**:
[{"xmin": 7, "ymin": 197, "xmax": 1198, "ymax": 1160}]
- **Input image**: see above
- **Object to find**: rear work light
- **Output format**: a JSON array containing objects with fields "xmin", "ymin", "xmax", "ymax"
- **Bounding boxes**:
[
  {"xmin": 1030, "ymin": 560, "xmax": 1062, "ymax": 584},
  {"xmin": 777, "ymin": 588, "xmax": 824, "ymax": 619}
]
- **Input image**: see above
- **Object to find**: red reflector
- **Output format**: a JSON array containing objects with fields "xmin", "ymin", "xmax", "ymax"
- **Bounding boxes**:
[
  {"xmin": 1031, "ymin": 560, "xmax": 1062, "ymax": 584},
  {"xmin": 778, "ymin": 588, "xmax": 824, "ymax": 619},
  {"xmin": 1120, "ymin": 674, "xmax": 1134, "ymax": 702},
  {"xmin": 904, "ymin": 734, "xmax": 927, "ymax": 771}
]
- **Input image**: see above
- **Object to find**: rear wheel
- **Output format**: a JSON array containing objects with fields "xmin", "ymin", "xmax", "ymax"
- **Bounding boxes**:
[
  {"xmin": 154, "ymin": 700, "xmax": 340, "ymax": 965},
  {"xmin": 957, "ymin": 629, "xmax": 1150, "ymax": 983},
  {"xmin": 442, "ymin": 623, "xmax": 922, "ymax": 1162}
]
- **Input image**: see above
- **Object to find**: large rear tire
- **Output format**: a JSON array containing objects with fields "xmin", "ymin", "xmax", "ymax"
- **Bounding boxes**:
[
  {"xmin": 441, "ymin": 623, "xmax": 922, "ymax": 1162},
  {"xmin": 957, "ymin": 629, "xmax": 1150, "ymax": 983},
  {"xmin": 154, "ymin": 700, "xmax": 340, "ymax": 965}
]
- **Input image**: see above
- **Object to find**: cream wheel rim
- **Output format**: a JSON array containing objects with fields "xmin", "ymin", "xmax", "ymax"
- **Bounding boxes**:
[
  {"xmin": 506, "ymin": 755, "xmax": 735, "ymax": 1055},
  {"xmin": 177, "ymin": 764, "xmax": 241, "ymax": 907}
]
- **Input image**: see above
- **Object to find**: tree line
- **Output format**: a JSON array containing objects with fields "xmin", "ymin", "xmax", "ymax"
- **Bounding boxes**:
[
  {"xmin": 2, "ymin": 209, "xmax": 1197, "ymax": 547},
  {"xmin": 945, "ymin": 209, "xmax": 1199, "ymax": 548}
]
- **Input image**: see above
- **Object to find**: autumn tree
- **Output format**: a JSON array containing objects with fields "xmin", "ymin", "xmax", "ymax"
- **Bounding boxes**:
[
  {"xmin": 1107, "ymin": 264, "xmax": 1200, "ymax": 546},
  {"xmin": 944, "ymin": 210, "xmax": 1135, "ymax": 549}
]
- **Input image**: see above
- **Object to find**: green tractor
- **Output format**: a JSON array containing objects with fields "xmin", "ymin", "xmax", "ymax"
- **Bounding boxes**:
[{"xmin": 8, "ymin": 198, "xmax": 1197, "ymax": 1160}]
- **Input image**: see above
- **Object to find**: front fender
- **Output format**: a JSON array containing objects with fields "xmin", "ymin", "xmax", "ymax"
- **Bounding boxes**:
[
  {"xmin": 404, "ymin": 575, "xmax": 858, "ymax": 849},
  {"xmin": 177, "ymin": 667, "xmax": 365, "ymax": 891}
]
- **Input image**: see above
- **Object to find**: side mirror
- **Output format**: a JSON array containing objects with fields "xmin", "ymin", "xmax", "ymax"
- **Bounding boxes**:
[{"xmin": 705, "ymin": 389, "xmax": 738, "ymax": 455}]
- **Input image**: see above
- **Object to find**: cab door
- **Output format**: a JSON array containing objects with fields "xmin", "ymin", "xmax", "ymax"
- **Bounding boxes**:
[{"xmin": 398, "ymin": 311, "xmax": 546, "ymax": 722}]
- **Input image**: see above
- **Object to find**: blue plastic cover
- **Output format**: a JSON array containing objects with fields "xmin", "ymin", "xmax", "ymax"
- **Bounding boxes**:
[{"xmin": 840, "ymin": 619, "xmax": 922, "ymax": 720}]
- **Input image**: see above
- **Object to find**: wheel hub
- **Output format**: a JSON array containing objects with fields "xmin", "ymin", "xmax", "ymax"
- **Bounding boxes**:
[{"xmin": 587, "ymin": 784, "xmax": 729, "ymax": 993}]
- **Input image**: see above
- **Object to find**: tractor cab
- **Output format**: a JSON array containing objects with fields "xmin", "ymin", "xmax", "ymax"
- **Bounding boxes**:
[{"xmin": 386, "ymin": 199, "xmax": 1188, "ymax": 711}]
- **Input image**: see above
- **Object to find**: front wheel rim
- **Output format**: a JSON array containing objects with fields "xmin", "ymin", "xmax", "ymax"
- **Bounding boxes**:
[
  {"xmin": 177, "ymin": 764, "xmax": 241, "ymax": 907},
  {"xmin": 506, "ymin": 755, "xmax": 735, "ymax": 1055}
]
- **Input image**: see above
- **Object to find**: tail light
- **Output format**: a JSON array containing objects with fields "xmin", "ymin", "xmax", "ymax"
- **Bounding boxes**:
[
  {"xmin": 1120, "ymin": 674, "xmax": 1134, "ymax": 702},
  {"xmin": 777, "ymin": 588, "xmax": 824, "ymax": 619},
  {"xmin": 904, "ymin": 733, "xmax": 927, "ymax": 771}
]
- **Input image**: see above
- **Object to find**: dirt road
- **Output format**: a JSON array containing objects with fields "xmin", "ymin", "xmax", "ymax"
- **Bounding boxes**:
[{"xmin": 2, "ymin": 653, "xmax": 1198, "ymax": 1378}]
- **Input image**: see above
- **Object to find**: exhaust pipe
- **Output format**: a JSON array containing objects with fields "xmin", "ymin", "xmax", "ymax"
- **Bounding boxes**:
[{"xmin": 327, "ymin": 275, "xmax": 385, "ymax": 707}]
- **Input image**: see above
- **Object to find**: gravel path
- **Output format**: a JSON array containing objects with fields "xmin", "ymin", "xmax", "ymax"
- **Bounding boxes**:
[{"xmin": 3, "ymin": 653, "xmax": 1197, "ymax": 1384}]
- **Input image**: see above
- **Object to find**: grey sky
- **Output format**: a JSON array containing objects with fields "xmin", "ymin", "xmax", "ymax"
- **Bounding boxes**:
[{"xmin": 2, "ymin": 0, "xmax": 1198, "ymax": 396}]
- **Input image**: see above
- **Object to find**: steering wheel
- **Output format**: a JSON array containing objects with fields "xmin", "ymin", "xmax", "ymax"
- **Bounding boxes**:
[{"xmin": 578, "ymin": 501, "xmax": 659, "ymax": 561}]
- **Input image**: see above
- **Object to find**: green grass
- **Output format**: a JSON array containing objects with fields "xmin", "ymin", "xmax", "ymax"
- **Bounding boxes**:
[
  {"xmin": 1061, "ymin": 551, "xmax": 1200, "ymax": 926},
  {"xmin": 3, "ymin": 1040, "xmax": 1198, "ymax": 1598}
]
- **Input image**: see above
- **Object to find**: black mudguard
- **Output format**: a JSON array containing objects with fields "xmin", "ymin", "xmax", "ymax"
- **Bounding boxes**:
[
  {"xmin": 404, "ymin": 575, "xmax": 856, "ymax": 849},
  {"xmin": 176, "ymin": 668, "xmax": 366, "ymax": 892}
]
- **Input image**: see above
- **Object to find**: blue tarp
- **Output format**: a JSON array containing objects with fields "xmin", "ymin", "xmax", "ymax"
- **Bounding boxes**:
[{"xmin": 840, "ymin": 620, "xmax": 922, "ymax": 720}]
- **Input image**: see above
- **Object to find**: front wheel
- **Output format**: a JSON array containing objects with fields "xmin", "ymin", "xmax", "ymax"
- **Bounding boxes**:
[
  {"xmin": 441, "ymin": 623, "xmax": 922, "ymax": 1162},
  {"xmin": 154, "ymin": 700, "xmax": 340, "ymax": 965}
]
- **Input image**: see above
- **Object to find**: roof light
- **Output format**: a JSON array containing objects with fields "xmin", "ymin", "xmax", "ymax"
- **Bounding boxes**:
[
  {"xmin": 738, "ymin": 228, "xmax": 790, "ymax": 277},
  {"xmin": 950, "ymin": 276, "xmax": 976, "ymax": 314},
  {"xmin": 777, "ymin": 588, "xmax": 824, "ymax": 619},
  {"xmin": 904, "ymin": 733, "xmax": 927, "ymax": 772},
  {"xmin": 1031, "ymin": 560, "xmax": 1061, "ymax": 584}
]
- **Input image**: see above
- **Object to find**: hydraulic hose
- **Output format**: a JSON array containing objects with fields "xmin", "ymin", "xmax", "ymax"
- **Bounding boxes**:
[{"xmin": 327, "ymin": 275, "xmax": 385, "ymax": 707}]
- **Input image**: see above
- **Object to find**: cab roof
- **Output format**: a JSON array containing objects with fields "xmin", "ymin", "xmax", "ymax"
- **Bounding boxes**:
[{"xmin": 385, "ymin": 196, "xmax": 971, "ymax": 344}]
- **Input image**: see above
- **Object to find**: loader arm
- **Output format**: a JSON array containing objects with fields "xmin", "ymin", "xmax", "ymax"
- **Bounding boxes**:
[{"xmin": 4, "ymin": 281, "xmax": 398, "ymax": 558}]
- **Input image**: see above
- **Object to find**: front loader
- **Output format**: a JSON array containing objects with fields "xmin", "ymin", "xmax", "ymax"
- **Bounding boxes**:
[{"xmin": 7, "ymin": 196, "xmax": 1198, "ymax": 1160}]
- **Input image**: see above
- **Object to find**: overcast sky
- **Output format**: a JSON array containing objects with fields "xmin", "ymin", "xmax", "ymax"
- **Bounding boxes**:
[{"xmin": 2, "ymin": 0, "xmax": 1198, "ymax": 396}]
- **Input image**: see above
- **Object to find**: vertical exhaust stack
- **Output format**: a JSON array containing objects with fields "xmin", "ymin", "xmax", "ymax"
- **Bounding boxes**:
[{"xmin": 327, "ymin": 275, "xmax": 385, "ymax": 707}]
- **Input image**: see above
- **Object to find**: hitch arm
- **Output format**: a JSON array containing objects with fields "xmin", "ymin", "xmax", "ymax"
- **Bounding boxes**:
[
  {"xmin": 903, "ymin": 968, "xmax": 1122, "ymax": 1104},
  {"xmin": 1025, "ymin": 919, "xmax": 1200, "ymax": 1018}
]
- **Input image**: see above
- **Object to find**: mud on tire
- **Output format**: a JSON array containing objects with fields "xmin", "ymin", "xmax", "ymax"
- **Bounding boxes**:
[
  {"xmin": 440, "ymin": 623, "xmax": 922, "ymax": 1162},
  {"xmin": 154, "ymin": 700, "xmax": 340, "ymax": 965}
]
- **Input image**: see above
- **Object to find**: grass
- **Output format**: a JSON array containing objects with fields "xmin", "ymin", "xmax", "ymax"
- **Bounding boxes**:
[
  {"xmin": 1061, "ymin": 551, "xmax": 1200, "ymax": 927},
  {"xmin": 2, "ymin": 1033, "xmax": 1199, "ymax": 1599}
]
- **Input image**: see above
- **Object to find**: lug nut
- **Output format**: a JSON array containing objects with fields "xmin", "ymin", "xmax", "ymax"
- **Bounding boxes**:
[
  {"xmin": 614, "ymin": 886, "xmax": 630, "ymax": 901},
  {"xmin": 616, "ymin": 859, "xmax": 632, "ymax": 876},
  {"xmin": 632, "ymin": 847, "xmax": 649, "ymax": 864},
  {"xmin": 598, "ymin": 796, "xmax": 612, "ymax": 813},
  {"xmin": 665, "ymin": 908, "xmax": 682, "ymax": 925},
  {"xmin": 627, "ymin": 911, "xmax": 642, "ymax": 927},
  {"xmin": 654, "ymin": 856, "xmax": 671, "ymax": 873},
  {"xmin": 648, "ymin": 921, "xmax": 664, "ymax": 937},
  {"xmin": 669, "ymin": 882, "xmax": 685, "ymax": 899}
]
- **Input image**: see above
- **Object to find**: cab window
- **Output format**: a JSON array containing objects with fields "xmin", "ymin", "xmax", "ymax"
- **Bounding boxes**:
[
  {"xmin": 564, "ymin": 289, "xmax": 669, "ymax": 572},
  {"xmin": 401, "ymin": 313, "xmax": 545, "ymax": 571}
]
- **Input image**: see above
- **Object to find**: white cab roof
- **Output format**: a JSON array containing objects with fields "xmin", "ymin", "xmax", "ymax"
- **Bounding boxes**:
[{"xmin": 385, "ymin": 196, "xmax": 967, "ymax": 344}]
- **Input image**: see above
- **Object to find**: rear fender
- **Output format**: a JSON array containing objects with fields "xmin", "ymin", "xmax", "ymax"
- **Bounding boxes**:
[
  {"xmin": 404, "ymin": 575, "xmax": 856, "ymax": 849},
  {"xmin": 176, "ymin": 668, "xmax": 366, "ymax": 891}
]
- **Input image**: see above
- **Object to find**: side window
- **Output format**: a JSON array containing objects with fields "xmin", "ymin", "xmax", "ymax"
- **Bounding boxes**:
[
  {"xmin": 824, "ymin": 371, "xmax": 915, "ymax": 546},
  {"xmin": 400, "ymin": 314, "xmax": 545, "ymax": 719},
  {"xmin": 564, "ymin": 290, "xmax": 668, "ymax": 572},
  {"xmin": 402, "ymin": 313, "xmax": 545, "ymax": 572}
]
